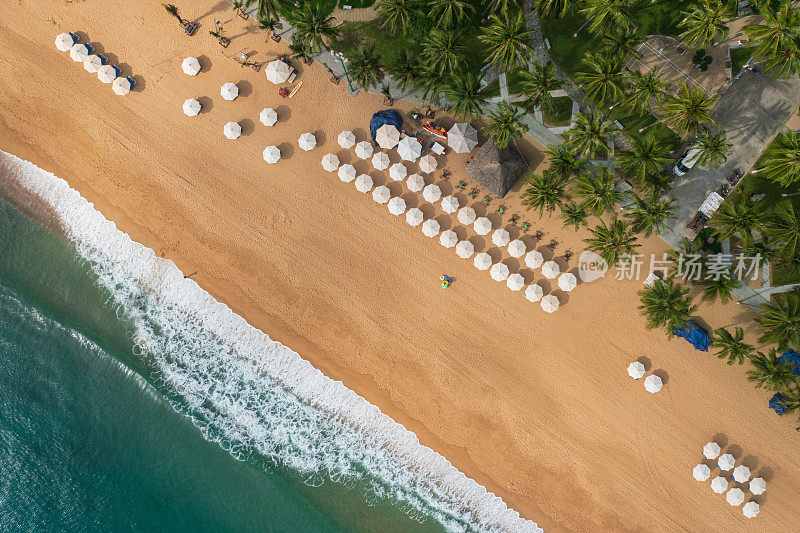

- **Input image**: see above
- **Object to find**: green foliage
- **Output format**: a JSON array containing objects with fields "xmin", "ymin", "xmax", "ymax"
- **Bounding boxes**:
[
  {"xmin": 377, "ymin": 0, "xmax": 419, "ymax": 34},
  {"xmin": 616, "ymin": 133, "xmax": 673, "ymax": 189},
  {"xmin": 565, "ymin": 111, "xmax": 613, "ymax": 158},
  {"xmin": 692, "ymin": 127, "xmax": 733, "ymax": 168},
  {"xmin": 574, "ymin": 166, "xmax": 620, "ymax": 217},
  {"xmin": 521, "ymin": 171, "xmax": 568, "ymax": 215},
  {"xmin": 622, "ymin": 68, "xmax": 668, "ymax": 115},
  {"xmin": 762, "ymin": 200, "xmax": 800, "ymax": 260},
  {"xmin": 585, "ymin": 216, "xmax": 640, "ymax": 265},
  {"xmin": 698, "ymin": 268, "xmax": 740, "ymax": 303},
  {"xmin": 346, "ymin": 46, "xmax": 384, "ymax": 89},
  {"xmin": 678, "ymin": 0, "xmax": 729, "ymax": 48},
  {"xmin": 519, "ymin": 60, "xmax": 562, "ymax": 110},
  {"xmin": 575, "ymin": 52, "xmax": 625, "ymax": 106},
  {"xmin": 444, "ymin": 73, "xmax": 487, "ymax": 118},
  {"xmin": 747, "ymin": 348, "xmax": 796, "ymax": 391},
  {"xmin": 579, "ymin": 0, "xmax": 637, "ymax": 35},
  {"xmin": 561, "ymin": 202, "xmax": 589, "ymax": 229},
  {"xmin": 711, "ymin": 327, "xmax": 752, "ymax": 365},
  {"xmin": 289, "ymin": 3, "xmax": 338, "ymax": 53},
  {"xmin": 484, "ymin": 101, "xmax": 528, "ymax": 148},
  {"xmin": 759, "ymin": 131, "xmax": 800, "ymax": 187},
  {"xmin": 545, "ymin": 144, "xmax": 585, "ymax": 179},
  {"xmin": 422, "ymin": 29, "xmax": 467, "ymax": 76},
  {"xmin": 745, "ymin": 0, "xmax": 800, "ymax": 77},
  {"xmin": 627, "ymin": 189, "xmax": 675, "ymax": 237},
  {"xmin": 708, "ymin": 192, "xmax": 762, "ymax": 249},
  {"xmin": 661, "ymin": 82, "xmax": 716, "ymax": 137},
  {"xmin": 637, "ymin": 278, "xmax": 697, "ymax": 335},
  {"xmin": 755, "ymin": 288, "xmax": 800, "ymax": 350},
  {"xmin": 479, "ymin": 9, "xmax": 533, "ymax": 74}
]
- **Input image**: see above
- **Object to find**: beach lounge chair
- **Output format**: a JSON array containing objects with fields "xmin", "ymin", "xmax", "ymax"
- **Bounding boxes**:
[
  {"xmin": 330, "ymin": 73, "xmax": 340, "ymax": 84},
  {"xmin": 287, "ymin": 70, "xmax": 297, "ymax": 83},
  {"xmin": 271, "ymin": 33, "xmax": 281, "ymax": 43},
  {"xmin": 184, "ymin": 21, "xmax": 198, "ymax": 35}
]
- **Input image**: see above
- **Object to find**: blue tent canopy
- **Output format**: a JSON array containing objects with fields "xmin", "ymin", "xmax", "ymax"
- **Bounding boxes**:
[
  {"xmin": 769, "ymin": 392, "xmax": 790, "ymax": 415},
  {"xmin": 673, "ymin": 321, "xmax": 710, "ymax": 351},
  {"xmin": 779, "ymin": 349, "xmax": 800, "ymax": 376},
  {"xmin": 369, "ymin": 110, "xmax": 402, "ymax": 144}
]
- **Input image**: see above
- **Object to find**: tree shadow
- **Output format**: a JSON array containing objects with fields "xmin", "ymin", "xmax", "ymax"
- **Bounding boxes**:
[{"xmin": 192, "ymin": 0, "xmax": 229, "ymax": 24}]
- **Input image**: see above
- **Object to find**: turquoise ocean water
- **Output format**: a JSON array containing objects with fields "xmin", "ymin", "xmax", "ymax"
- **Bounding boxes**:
[{"xmin": 0, "ymin": 197, "xmax": 444, "ymax": 532}]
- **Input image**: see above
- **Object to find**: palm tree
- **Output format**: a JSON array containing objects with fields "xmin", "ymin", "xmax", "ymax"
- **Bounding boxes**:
[
  {"xmin": 257, "ymin": 12, "xmax": 280, "ymax": 35},
  {"xmin": 545, "ymin": 144, "xmax": 585, "ymax": 179},
  {"xmin": 521, "ymin": 171, "xmax": 568, "ymax": 215},
  {"xmin": 445, "ymin": 74, "xmax": 487, "ymax": 118},
  {"xmin": 678, "ymin": 0, "xmax": 729, "ymax": 48},
  {"xmin": 484, "ymin": 102, "xmax": 529, "ymax": 149},
  {"xmin": 622, "ymin": 68, "xmax": 669, "ymax": 114},
  {"xmin": 761, "ymin": 38, "xmax": 800, "ymax": 77},
  {"xmin": 288, "ymin": 39, "xmax": 314, "ymax": 63},
  {"xmin": 638, "ymin": 278, "xmax": 697, "ymax": 334},
  {"xmin": 579, "ymin": 0, "xmax": 636, "ymax": 35},
  {"xmin": 518, "ymin": 61, "xmax": 562, "ymax": 114},
  {"xmin": 627, "ymin": 190, "xmax": 675, "ymax": 237},
  {"xmin": 763, "ymin": 200, "xmax": 800, "ymax": 260},
  {"xmin": 574, "ymin": 166, "xmax": 620, "ymax": 216},
  {"xmin": 561, "ymin": 202, "xmax": 589, "ymax": 229},
  {"xmin": 711, "ymin": 327, "xmax": 752, "ymax": 365},
  {"xmin": 289, "ymin": 4, "xmax": 337, "ymax": 53},
  {"xmin": 708, "ymin": 192, "xmax": 762, "ymax": 248},
  {"xmin": 616, "ymin": 134, "xmax": 673, "ymax": 189},
  {"xmin": 602, "ymin": 28, "xmax": 643, "ymax": 59},
  {"xmin": 699, "ymin": 269, "xmax": 740, "ymax": 303},
  {"xmin": 747, "ymin": 348, "xmax": 796, "ymax": 391},
  {"xmin": 585, "ymin": 217, "xmax": 640, "ymax": 265},
  {"xmin": 163, "ymin": 3, "xmax": 185, "ymax": 25},
  {"xmin": 487, "ymin": 0, "xmax": 519, "ymax": 15},
  {"xmin": 575, "ymin": 52, "xmax": 625, "ymax": 106},
  {"xmin": 661, "ymin": 82, "xmax": 715, "ymax": 137},
  {"xmin": 422, "ymin": 29, "xmax": 466, "ymax": 76},
  {"xmin": 414, "ymin": 67, "xmax": 445, "ymax": 105},
  {"xmin": 755, "ymin": 289, "xmax": 800, "ymax": 350},
  {"xmin": 533, "ymin": 0, "xmax": 568, "ymax": 18},
  {"xmin": 566, "ymin": 111, "xmax": 613, "ymax": 158},
  {"xmin": 745, "ymin": 0, "xmax": 800, "ymax": 71},
  {"xmin": 347, "ymin": 46, "xmax": 383, "ymax": 90},
  {"xmin": 429, "ymin": 0, "xmax": 474, "ymax": 27},
  {"xmin": 378, "ymin": 0, "xmax": 418, "ymax": 34},
  {"xmin": 759, "ymin": 131, "xmax": 800, "ymax": 187},
  {"xmin": 387, "ymin": 50, "xmax": 420, "ymax": 92},
  {"xmin": 692, "ymin": 127, "xmax": 732, "ymax": 168},
  {"xmin": 256, "ymin": 0, "xmax": 280, "ymax": 24},
  {"xmin": 480, "ymin": 10, "xmax": 533, "ymax": 74}
]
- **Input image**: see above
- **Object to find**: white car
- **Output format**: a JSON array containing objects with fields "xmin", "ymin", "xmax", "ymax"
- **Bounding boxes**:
[{"xmin": 673, "ymin": 147, "xmax": 703, "ymax": 176}]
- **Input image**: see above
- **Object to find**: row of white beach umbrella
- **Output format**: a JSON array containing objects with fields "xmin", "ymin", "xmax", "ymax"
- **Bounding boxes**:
[
  {"xmin": 375, "ymin": 122, "xmax": 479, "ymax": 155},
  {"xmin": 355, "ymin": 127, "xmax": 438, "ymax": 173},
  {"xmin": 55, "ymin": 32, "xmax": 133, "ymax": 95},
  {"xmin": 692, "ymin": 442, "xmax": 763, "ymax": 518},
  {"xmin": 626, "ymin": 362, "xmax": 663, "ymax": 393}
]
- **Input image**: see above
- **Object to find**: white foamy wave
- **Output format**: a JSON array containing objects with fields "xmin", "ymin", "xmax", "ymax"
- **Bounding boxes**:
[{"xmin": 0, "ymin": 150, "xmax": 543, "ymax": 533}]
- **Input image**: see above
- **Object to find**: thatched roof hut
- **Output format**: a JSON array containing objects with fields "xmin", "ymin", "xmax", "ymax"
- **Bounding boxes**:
[{"xmin": 464, "ymin": 140, "xmax": 527, "ymax": 198}]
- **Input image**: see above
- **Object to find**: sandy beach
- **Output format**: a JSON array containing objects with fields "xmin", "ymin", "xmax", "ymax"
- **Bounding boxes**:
[{"xmin": 2, "ymin": 1, "xmax": 800, "ymax": 530}]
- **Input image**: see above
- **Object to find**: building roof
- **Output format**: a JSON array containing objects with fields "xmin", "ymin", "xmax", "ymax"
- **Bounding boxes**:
[{"xmin": 464, "ymin": 140, "xmax": 527, "ymax": 198}]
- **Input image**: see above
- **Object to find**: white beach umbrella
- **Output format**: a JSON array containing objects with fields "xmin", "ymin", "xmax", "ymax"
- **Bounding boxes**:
[
  {"xmin": 83, "ymin": 54, "xmax": 104, "ymax": 73},
  {"xmin": 355, "ymin": 141, "xmax": 374, "ymax": 159},
  {"xmin": 644, "ymin": 374, "xmax": 662, "ymax": 393},
  {"xmin": 372, "ymin": 152, "xmax": 390, "ymax": 170},
  {"xmin": 507, "ymin": 239, "xmax": 526, "ymax": 258},
  {"xmin": 406, "ymin": 208, "xmax": 423, "ymax": 227},
  {"xmin": 299, "ymin": 133, "xmax": 317, "ymax": 151},
  {"xmin": 260, "ymin": 107, "xmax": 278, "ymax": 126},
  {"xmin": 97, "ymin": 64, "xmax": 119, "ymax": 84},
  {"xmin": 70, "ymin": 43, "xmax": 92, "ymax": 63},
  {"xmin": 338, "ymin": 130, "xmax": 356, "ymax": 149},
  {"xmin": 182, "ymin": 56, "xmax": 201, "ymax": 76},
  {"xmin": 112, "ymin": 76, "xmax": 133, "ymax": 96},
  {"xmin": 354, "ymin": 174, "xmax": 373, "ymax": 193},
  {"xmin": 376, "ymin": 124, "xmax": 400, "ymax": 149},
  {"xmin": 541, "ymin": 261, "xmax": 560, "ymax": 279},
  {"xmin": 703, "ymin": 442, "xmax": 721, "ymax": 460},
  {"xmin": 540, "ymin": 294, "xmax": 560, "ymax": 313},
  {"xmin": 439, "ymin": 230, "xmax": 458, "ymax": 248},
  {"xmin": 457, "ymin": 206, "xmax": 476, "ymax": 225},
  {"xmin": 422, "ymin": 219, "xmax": 440, "ymax": 238},
  {"xmin": 389, "ymin": 163, "xmax": 407, "ymax": 181},
  {"xmin": 422, "ymin": 184, "xmax": 441, "ymax": 204},
  {"xmin": 387, "ymin": 197, "xmax": 406, "ymax": 216},
  {"xmin": 525, "ymin": 283, "xmax": 544, "ymax": 302},
  {"xmin": 224, "ymin": 121, "xmax": 241, "ymax": 140},
  {"xmin": 372, "ymin": 185, "xmax": 391, "ymax": 204},
  {"xmin": 732, "ymin": 465, "xmax": 751, "ymax": 483},
  {"xmin": 397, "ymin": 136, "xmax": 422, "ymax": 161},
  {"xmin": 263, "ymin": 146, "xmax": 281, "ymax": 164},
  {"xmin": 490, "ymin": 263, "xmax": 510, "ymax": 282},
  {"xmin": 525, "ymin": 250, "xmax": 544, "ymax": 269},
  {"xmin": 627, "ymin": 361, "xmax": 646, "ymax": 380},
  {"xmin": 718, "ymin": 454, "xmax": 735, "ymax": 471},
  {"xmin": 406, "ymin": 173, "xmax": 425, "ymax": 192},
  {"xmin": 749, "ymin": 477, "xmax": 766, "ymax": 495},
  {"xmin": 558, "ymin": 272, "xmax": 577, "ymax": 292},
  {"xmin": 742, "ymin": 501, "xmax": 759, "ymax": 518},
  {"xmin": 321, "ymin": 153, "xmax": 340, "ymax": 172},
  {"xmin": 338, "ymin": 165, "xmax": 357, "ymax": 183},
  {"xmin": 55, "ymin": 32, "xmax": 77, "ymax": 52},
  {"xmin": 183, "ymin": 98, "xmax": 201, "ymax": 117},
  {"xmin": 726, "ymin": 488, "xmax": 745, "ymax": 507},
  {"xmin": 711, "ymin": 476, "xmax": 728, "ymax": 493},
  {"xmin": 692, "ymin": 464, "xmax": 711, "ymax": 482},
  {"xmin": 492, "ymin": 228, "xmax": 510, "ymax": 247},
  {"xmin": 220, "ymin": 82, "xmax": 239, "ymax": 101},
  {"xmin": 507, "ymin": 273, "xmax": 524, "ymax": 291},
  {"xmin": 419, "ymin": 154, "xmax": 438, "ymax": 173},
  {"xmin": 473, "ymin": 217, "xmax": 492, "ymax": 235},
  {"xmin": 440, "ymin": 195, "xmax": 459, "ymax": 214},
  {"xmin": 456, "ymin": 240, "xmax": 474, "ymax": 259},
  {"xmin": 447, "ymin": 122, "xmax": 479, "ymax": 153},
  {"xmin": 265, "ymin": 59, "xmax": 293, "ymax": 84},
  {"xmin": 473, "ymin": 252, "xmax": 492, "ymax": 271}
]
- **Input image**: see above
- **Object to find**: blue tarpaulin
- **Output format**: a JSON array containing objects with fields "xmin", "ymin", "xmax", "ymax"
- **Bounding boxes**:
[
  {"xmin": 779, "ymin": 349, "xmax": 800, "ymax": 375},
  {"xmin": 770, "ymin": 393, "xmax": 790, "ymax": 415},
  {"xmin": 673, "ymin": 321, "xmax": 710, "ymax": 351},
  {"xmin": 369, "ymin": 110, "xmax": 402, "ymax": 144}
]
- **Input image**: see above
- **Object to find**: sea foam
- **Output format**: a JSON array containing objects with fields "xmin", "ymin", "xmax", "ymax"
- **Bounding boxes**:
[{"xmin": 0, "ymin": 150, "xmax": 543, "ymax": 533}]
